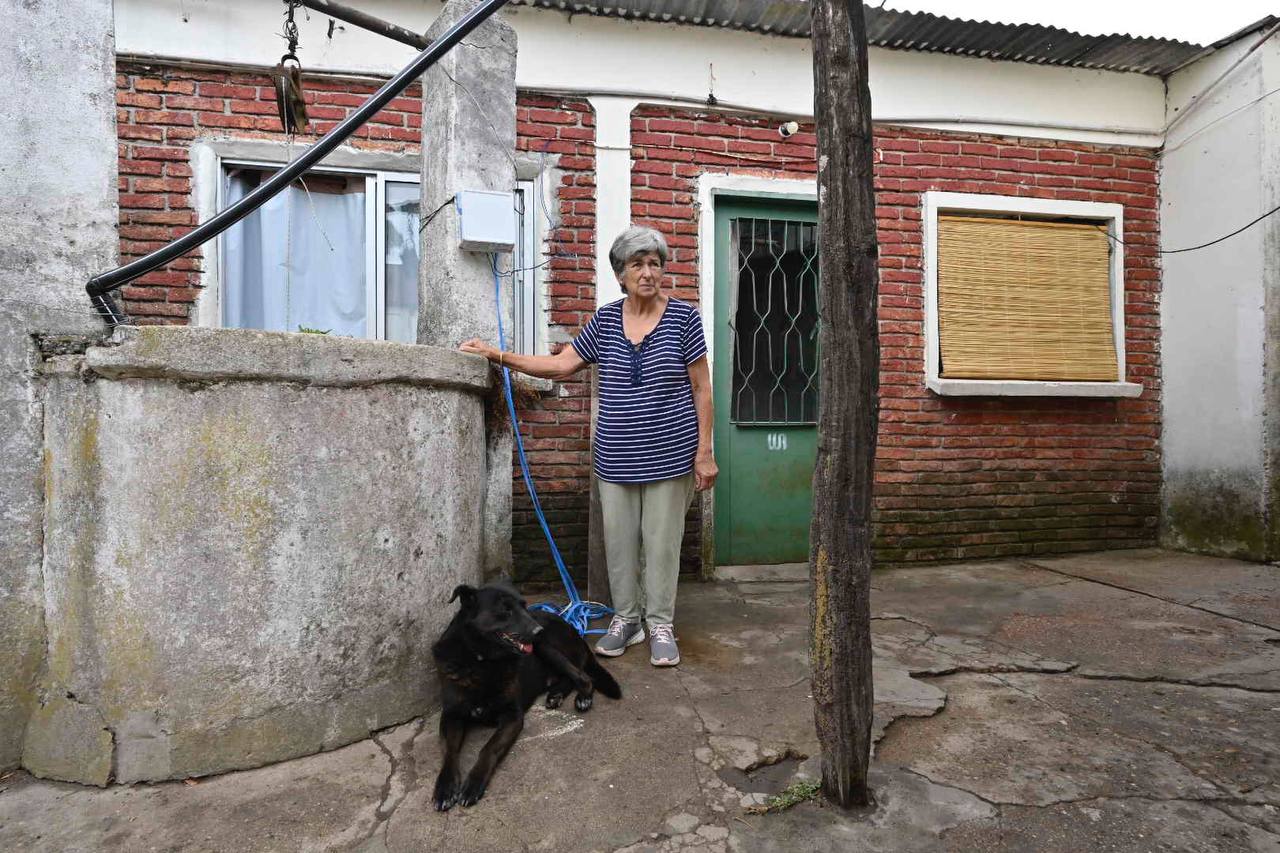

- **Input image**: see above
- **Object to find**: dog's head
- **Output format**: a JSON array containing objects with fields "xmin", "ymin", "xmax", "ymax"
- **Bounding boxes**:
[{"xmin": 448, "ymin": 581, "xmax": 542, "ymax": 658}]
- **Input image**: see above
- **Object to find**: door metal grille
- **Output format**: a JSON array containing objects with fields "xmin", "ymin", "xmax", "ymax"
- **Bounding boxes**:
[{"xmin": 728, "ymin": 217, "xmax": 820, "ymax": 425}]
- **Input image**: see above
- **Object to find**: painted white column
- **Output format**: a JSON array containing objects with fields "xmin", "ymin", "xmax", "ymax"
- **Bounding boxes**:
[
  {"xmin": 584, "ymin": 97, "xmax": 637, "ymax": 602},
  {"xmin": 588, "ymin": 97, "xmax": 639, "ymax": 306}
]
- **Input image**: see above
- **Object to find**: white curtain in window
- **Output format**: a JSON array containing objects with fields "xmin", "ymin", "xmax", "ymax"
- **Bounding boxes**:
[
  {"xmin": 384, "ymin": 181, "xmax": 419, "ymax": 344},
  {"xmin": 223, "ymin": 172, "xmax": 367, "ymax": 336}
]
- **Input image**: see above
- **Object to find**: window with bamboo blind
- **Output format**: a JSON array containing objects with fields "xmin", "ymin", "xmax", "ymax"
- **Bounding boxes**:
[
  {"xmin": 922, "ymin": 193, "xmax": 1140, "ymax": 398},
  {"xmin": 935, "ymin": 213, "xmax": 1118, "ymax": 381}
]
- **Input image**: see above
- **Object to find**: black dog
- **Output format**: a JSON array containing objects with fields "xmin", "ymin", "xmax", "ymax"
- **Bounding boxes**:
[{"xmin": 431, "ymin": 581, "xmax": 621, "ymax": 811}]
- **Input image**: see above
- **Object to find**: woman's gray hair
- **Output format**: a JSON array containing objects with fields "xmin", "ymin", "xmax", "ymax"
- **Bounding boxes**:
[{"xmin": 609, "ymin": 226, "xmax": 669, "ymax": 280}]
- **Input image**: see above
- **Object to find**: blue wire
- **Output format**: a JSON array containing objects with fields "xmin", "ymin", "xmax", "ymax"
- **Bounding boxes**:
[{"xmin": 491, "ymin": 257, "xmax": 612, "ymax": 636}]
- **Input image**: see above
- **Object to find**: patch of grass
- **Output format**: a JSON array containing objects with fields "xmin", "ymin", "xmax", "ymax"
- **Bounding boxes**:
[{"xmin": 744, "ymin": 779, "xmax": 823, "ymax": 815}]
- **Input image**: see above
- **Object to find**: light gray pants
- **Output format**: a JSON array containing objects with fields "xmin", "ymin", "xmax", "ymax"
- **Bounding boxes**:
[{"xmin": 597, "ymin": 473, "xmax": 696, "ymax": 627}]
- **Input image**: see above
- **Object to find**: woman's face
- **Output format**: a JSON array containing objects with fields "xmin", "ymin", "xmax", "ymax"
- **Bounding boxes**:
[{"xmin": 620, "ymin": 251, "xmax": 664, "ymax": 298}]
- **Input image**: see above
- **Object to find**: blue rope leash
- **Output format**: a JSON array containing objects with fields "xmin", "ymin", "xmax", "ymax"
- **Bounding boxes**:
[{"xmin": 491, "ymin": 257, "xmax": 612, "ymax": 635}]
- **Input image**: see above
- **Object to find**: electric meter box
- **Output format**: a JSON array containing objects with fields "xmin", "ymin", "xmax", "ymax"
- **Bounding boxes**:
[{"xmin": 456, "ymin": 189, "xmax": 516, "ymax": 253}]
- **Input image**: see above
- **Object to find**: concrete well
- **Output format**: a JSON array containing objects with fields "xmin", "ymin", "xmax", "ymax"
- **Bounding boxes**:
[{"xmin": 24, "ymin": 326, "xmax": 491, "ymax": 785}]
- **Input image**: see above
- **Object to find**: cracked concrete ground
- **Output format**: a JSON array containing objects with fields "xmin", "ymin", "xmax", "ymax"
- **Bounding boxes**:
[{"xmin": 1, "ymin": 548, "xmax": 1277, "ymax": 851}]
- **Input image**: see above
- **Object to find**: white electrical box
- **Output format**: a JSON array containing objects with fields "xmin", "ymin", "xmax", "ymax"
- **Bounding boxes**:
[{"xmin": 456, "ymin": 189, "xmax": 516, "ymax": 253}]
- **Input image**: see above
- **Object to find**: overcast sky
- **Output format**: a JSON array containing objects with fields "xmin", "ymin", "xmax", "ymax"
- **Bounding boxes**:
[{"xmin": 881, "ymin": 1, "xmax": 1276, "ymax": 45}]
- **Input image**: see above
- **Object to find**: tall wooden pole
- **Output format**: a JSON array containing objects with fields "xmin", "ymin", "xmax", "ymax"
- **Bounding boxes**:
[{"xmin": 808, "ymin": 0, "xmax": 880, "ymax": 809}]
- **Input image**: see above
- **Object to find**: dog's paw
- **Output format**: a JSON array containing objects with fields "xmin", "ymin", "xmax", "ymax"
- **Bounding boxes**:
[
  {"xmin": 433, "ymin": 771, "xmax": 460, "ymax": 812},
  {"xmin": 574, "ymin": 693, "xmax": 594, "ymax": 712},
  {"xmin": 458, "ymin": 775, "xmax": 488, "ymax": 808},
  {"xmin": 545, "ymin": 692, "xmax": 565, "ymax": 709}
]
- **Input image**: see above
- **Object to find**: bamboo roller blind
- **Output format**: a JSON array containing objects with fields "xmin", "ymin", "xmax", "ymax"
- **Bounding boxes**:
[{"xmin": 937, "ymin": 215, "xmax": 1118, "ymax": 381}]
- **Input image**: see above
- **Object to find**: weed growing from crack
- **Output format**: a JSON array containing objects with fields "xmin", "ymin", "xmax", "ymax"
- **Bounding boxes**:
[{"xmin": 745, "ymin": 780, "xmax": 823, "ymax": 815}]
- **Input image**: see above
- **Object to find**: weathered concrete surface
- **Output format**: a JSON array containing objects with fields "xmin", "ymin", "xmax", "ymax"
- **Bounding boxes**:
[
  {"xmin": 1028, "ymin": 547, "xmax": 1280, "ymax": 629},
  {"xmin": 0, "ymin": 0, "xmax": 118, "ymax": 769},
  {"xmin": 1163, "ymin": 470, "xmax": 1269, "ymax": 560},
  {"xmin": 943, "ymin": 798, "xmax": 1280, "ymax": 853},
  {"xmin": 86, "ymin": 326, "xmax": 491, "ymax": 392},
  {"xmin": 23, "ymin": 328, "xmax": 489, "ymax": 784},
  {"xmin": 419, "ymin": 0, "xmax": 518, "ymax": 581},
  {"xmin": 0, "ymin": 328, "xmax": 52, "ymax": 774},
  {"xmin": 1, "ymin": 550, "xmax": 1277, "ymax": 851},
  {"xmin": 0, "ymin": 727, "xmax": 398, "ymax": 852},
  {"xmin": 879, "ymin": 672, "xmax": 1226, "ymax": 805},
  {"xmin": 871, "ymin": 558, "xmax": 1280, "ymax": 691}
]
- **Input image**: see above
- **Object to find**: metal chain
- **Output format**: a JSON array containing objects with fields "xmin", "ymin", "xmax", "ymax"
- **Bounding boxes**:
[
  {"xmin": 282, "ymin": 0, "xmax": 303, "ymax": 56},
  {"xmin": 283, "ymin": 134, "xmax": 294, "ymax": 330},
  {"xmin": 281, "ymin": 0, "xmax": 304, "ymax": 331}
]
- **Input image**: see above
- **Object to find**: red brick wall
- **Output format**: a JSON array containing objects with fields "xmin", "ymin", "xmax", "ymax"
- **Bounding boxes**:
[
  {"xmin": 115, "ymin": 60, "xmax": 598, "ymax": 582},
  {"xmin": 629, "ymin": 110, "xmax": 823, "ymax": 570},
  {"xmin": 115, "ymin": 63, "xmax": 423, "ymax": 320},
  {"xmin": 114, "ymin": 62, "xmax": 1161, "ymax": 577},
  {"xmin": 509, "ymin": 96, "xmax": 597, "ymax": 583},
  {"xmin": 629, "ymin": 105, "xmax": 1160, "ymax": 562}
]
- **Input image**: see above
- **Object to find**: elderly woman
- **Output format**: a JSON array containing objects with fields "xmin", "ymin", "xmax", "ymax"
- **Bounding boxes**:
[{"xmin": 460, "ymin": 226, "xmax": 716, "ymax": 667}]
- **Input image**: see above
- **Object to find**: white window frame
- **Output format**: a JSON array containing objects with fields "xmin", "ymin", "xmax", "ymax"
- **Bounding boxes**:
[
  {"xmin": 922, "ymin": 191, "xmax": 1143, "ymax": 398},
  {"xmin": 511, "ymin": 180, "xmax": 541, "ymax": 355},
  {"xmin": 193, "ymin": 142, "xmax": 542, "ymax": 349},
  {"xmin": 216, "ymin": 158, "xmax": 417, "ymax": 340}
]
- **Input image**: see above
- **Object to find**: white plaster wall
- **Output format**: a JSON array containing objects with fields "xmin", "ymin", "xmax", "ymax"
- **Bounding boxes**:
[
  {"xmin": 0, "ymin": 0, "xmax": 119, "ymax": 771},
  {"xmin": 1163, "ymin": 36, "xmax": 1267, "ymax": 474},
  {"xmin": 589, "ymin": 96, "xmax": 639, "ymax": 307},
  {"xmin": 1264, "ymin": 36, "xmax": 1280, "ymax": 556},
  {"xmin": 114, "ymin": 0, "xmax": 1165, "ymax": 146},
  {"xmin": 1161, "ymin": 33, "xmax": 1277, "ymax": 554}
]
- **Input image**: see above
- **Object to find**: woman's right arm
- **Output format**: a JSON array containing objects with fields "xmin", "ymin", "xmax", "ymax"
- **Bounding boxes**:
[{"xmin": 459, "ymin": 339, "xmax": 588, "ymax": 381}]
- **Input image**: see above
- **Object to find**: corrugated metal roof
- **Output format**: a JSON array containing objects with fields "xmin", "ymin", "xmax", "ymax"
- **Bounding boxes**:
[{"xmin": 510, "ymin": 1, "xmax": 1208, "ymax": 76}]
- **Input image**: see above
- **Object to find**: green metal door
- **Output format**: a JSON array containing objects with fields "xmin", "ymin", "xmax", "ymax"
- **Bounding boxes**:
[{"xmin": 712, "ymin": 198, "xmax": 820, "ymax": 566}]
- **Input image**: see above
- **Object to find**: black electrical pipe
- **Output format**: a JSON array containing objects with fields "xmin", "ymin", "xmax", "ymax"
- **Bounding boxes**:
[
  {"xmin": 298, "ymin": 0, "xmax": 431, "ymax": 50},
  {"xmin": 87, "ymin": 0, "xmax": 507, "ymax": 327}
]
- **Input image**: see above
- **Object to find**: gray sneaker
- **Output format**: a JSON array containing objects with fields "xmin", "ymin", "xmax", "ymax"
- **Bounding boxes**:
[
  {"xmin": 648, "ymin": 623, "xmax": 680, "ymax": 667},
  {"xmin": 595, "ymin": 616, "xmax": 645, "ymax": 657}
]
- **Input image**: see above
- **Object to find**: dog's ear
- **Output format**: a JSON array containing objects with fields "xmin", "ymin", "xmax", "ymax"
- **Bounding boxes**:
[{"xmin": 449, "ymin": 584, "xmax": 477, "ymax": 607}]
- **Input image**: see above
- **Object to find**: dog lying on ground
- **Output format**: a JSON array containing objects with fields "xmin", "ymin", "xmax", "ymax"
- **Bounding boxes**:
[{"xmin": 431, "ymin": 581, "xmax": 622, "ymax": 811}]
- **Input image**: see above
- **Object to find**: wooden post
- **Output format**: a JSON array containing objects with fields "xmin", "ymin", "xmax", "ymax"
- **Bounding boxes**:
[{"xmin": 808, "ymin": 0, "xmax": 880, "ymax": 808}]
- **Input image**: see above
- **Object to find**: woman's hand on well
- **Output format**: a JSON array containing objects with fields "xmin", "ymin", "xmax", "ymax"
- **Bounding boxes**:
[
  {"xmin": 459, "ymin": 338, "xmax": 498, "ymax": 361},
  {"xmin": 694, "ymin": 453, "xmax": 719, "ymax": 492}
]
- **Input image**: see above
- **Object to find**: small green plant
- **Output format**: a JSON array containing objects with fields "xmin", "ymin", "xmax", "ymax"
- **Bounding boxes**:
[
  {"xmin": 744, "ymin": 779, "xmax": 823, "ymax": 815},
  {"xmin": 297, "ymin": 326, "xmax": 332, "ymax": 335}
]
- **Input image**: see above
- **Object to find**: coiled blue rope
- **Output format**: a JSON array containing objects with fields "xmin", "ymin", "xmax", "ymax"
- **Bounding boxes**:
[{"xmin": 491, "ymin": 258, "xmax": 612, "ymax": 635}]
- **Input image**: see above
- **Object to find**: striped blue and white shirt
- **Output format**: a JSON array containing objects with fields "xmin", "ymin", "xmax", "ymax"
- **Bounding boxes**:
[{"xmin": 571, "ymin": 297, "xmax": 708, "ymax": 483}]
